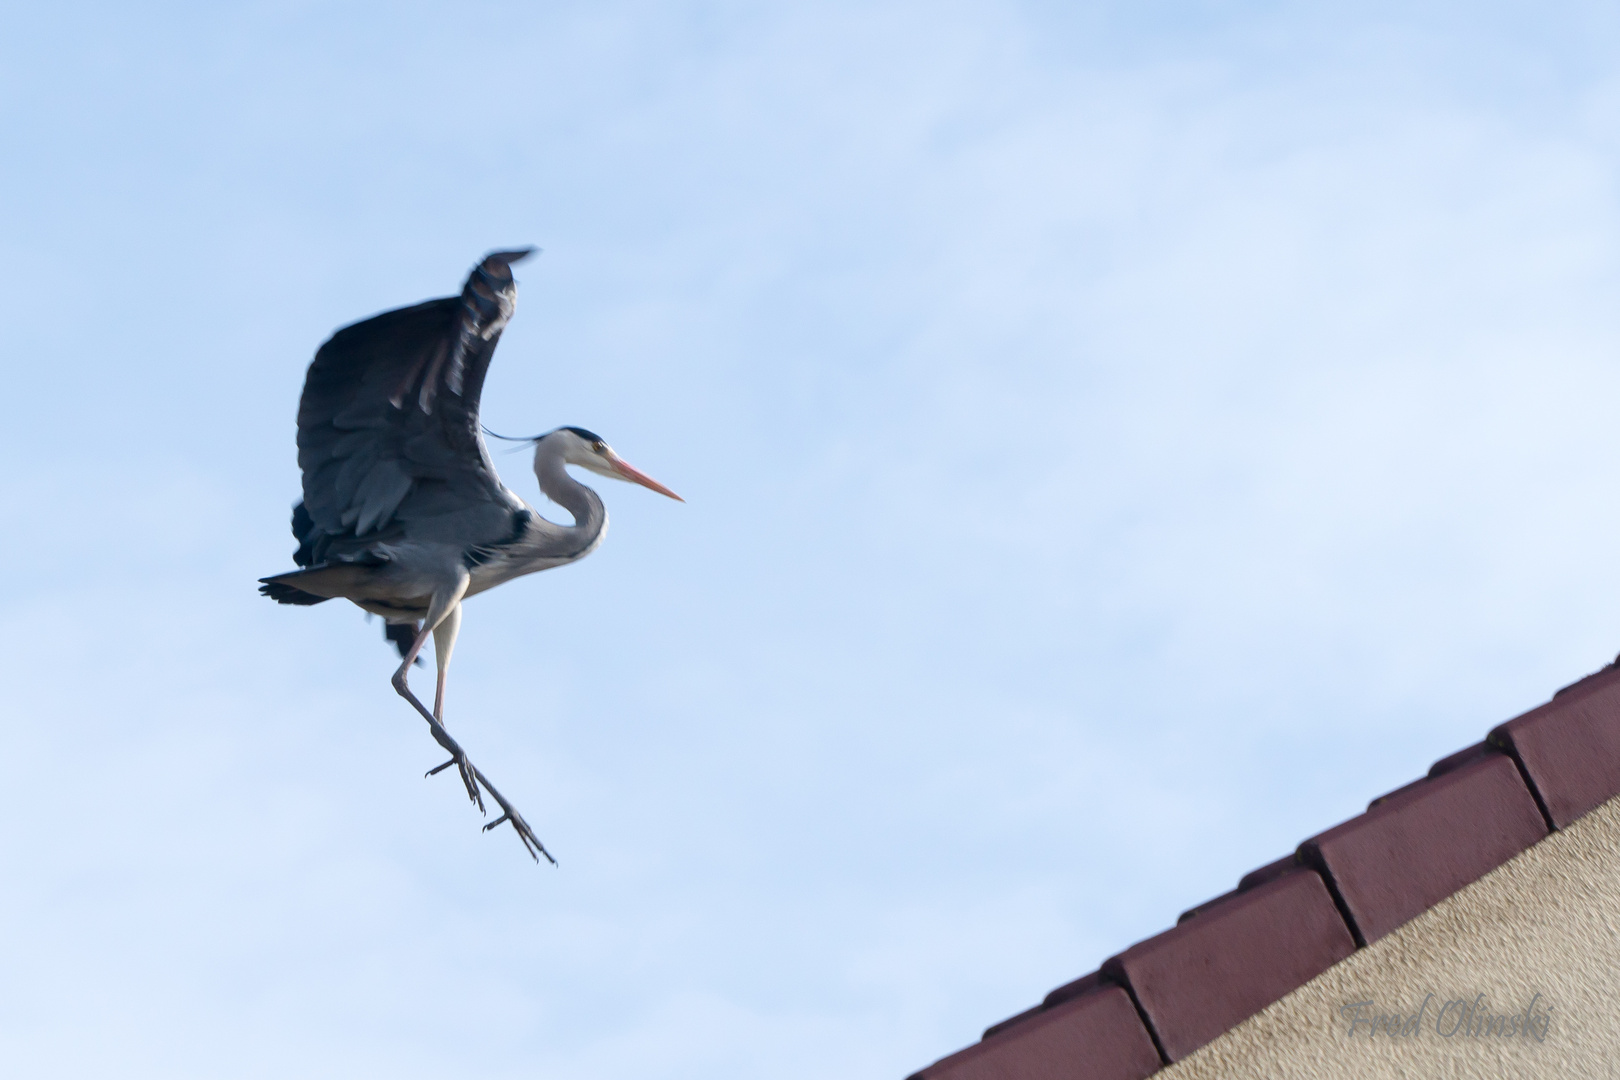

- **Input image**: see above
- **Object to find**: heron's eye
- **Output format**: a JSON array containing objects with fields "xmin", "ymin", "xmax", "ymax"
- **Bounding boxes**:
[{"xmin": 594, "ymin": 441, "xmax": 607, "ymax": 453}]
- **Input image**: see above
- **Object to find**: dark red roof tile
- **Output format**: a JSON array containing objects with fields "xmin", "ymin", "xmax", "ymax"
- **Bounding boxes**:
[
  {"xmin": 1236, "ymin": 854, "xmax": 1300, "ymax": 892},
  {"xmin": 1366, "ymin": 777, "xmax": 1426, "ymax": 810},
  {"xmin": 1490, "ymin": 664, "xmax": 1620, "ymax": 829},
  {"xmin": 1370, "ymin": 742, "xmax": 1502, "ymax": 810},
  {"xmin": 1299, "ymin": 753, "xmax": 1546, "ymax": 945},
  {"xmin": 908, "ymin": 984, "xmax": 1161, "ymax": 1080},
  {"xmin": 1041, "ymin": 970, "xmax": 1103, "ymax": 1009},
  {"xmin": 1550, "ymin": 659, "xmax": 1616, "ymax": 699},
  {"xmin": 982, "ymin": 1004, "xmax": 1046, "ymax": 1041},
  {"xmin": 1177, "ymin": 853, "xmax": 1303, "ymax": 924},
  {"xmin": 974, "ymin": 973, "xmax": 1105, "ymax": 1041},
  {"xmin": 1100, "ymin": 870, "xmax": 1354, "ymax": 1062},
  {"xmin": 1428, "ymin": 741, "xmax": 1493, "ymax": 778},
  {"xmin": 1175, "ymin": 889, "xmax": 1238, "ymax": 925}
]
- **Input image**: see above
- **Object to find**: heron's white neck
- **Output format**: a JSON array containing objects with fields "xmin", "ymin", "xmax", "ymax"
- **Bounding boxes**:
[{"xmin": 533, "ymin": 441, "xmax": 607, "ymax": 546}]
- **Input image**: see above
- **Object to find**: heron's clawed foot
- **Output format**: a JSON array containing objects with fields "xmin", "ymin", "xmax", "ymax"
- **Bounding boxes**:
[
  {"xmin": 422, "ymin": 725, "xmax": 485, "ymax": 813},
  {"xmin": 422, "ymin": 731, "xmax": 553, "ymax": 864},
  {"xmin": 469, "ymin": 763, "xmax": 555, "ymax": 865}
]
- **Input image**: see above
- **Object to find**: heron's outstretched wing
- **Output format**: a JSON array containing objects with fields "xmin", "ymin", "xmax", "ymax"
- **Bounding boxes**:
[{"xmin": 294, "ymin": 249, "xmax": 535, "ymax": 565}]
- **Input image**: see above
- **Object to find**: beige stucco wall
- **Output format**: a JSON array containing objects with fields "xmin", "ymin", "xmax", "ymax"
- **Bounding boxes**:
[{"xmin": 1163, "ymin": 793, "xmax": 1620, "ymax": 1080}]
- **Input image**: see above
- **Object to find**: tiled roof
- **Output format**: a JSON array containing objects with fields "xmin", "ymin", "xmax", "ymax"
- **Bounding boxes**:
[{"xmin": 907, "ymin": 660, "xmax": 1620, "ymax": 1080}]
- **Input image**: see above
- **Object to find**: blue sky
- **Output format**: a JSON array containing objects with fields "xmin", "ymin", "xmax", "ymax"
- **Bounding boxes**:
[{"xmin": 4, "ymin": 2, "xmax": 1620, "ymax": 1077}]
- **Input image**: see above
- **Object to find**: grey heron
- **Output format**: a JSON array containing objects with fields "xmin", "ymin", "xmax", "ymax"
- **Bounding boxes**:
[{"xmin": 259, "ymin": 249, "xmax": 682, "ymax": 863}]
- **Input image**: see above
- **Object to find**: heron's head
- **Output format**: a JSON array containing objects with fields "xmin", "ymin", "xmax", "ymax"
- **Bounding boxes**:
[{"xmin": 537, "ymin": 426, "xmax": 684, "ymax": 501}]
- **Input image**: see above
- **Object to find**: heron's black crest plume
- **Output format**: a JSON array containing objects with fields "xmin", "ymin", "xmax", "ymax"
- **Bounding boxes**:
[
  {"xmin": 561, "ymin": 426, "xmax": 605, "ymax": 443},
  {"xmin": 483, "ymin": 425, "xmax": 605, "ymax": 445},
  {"xmin": 482, "ymin": 425, "xmax": 543, "ymax": 442}
]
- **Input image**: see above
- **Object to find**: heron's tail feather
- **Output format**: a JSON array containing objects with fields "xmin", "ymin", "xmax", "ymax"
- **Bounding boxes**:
[
  {"xmin": 258, "ymin": 562, "xmax": 377, "ymax": 604},
  {"xmin": 258, "ymin": 579, "xmax": 330, "ymax": 605}
]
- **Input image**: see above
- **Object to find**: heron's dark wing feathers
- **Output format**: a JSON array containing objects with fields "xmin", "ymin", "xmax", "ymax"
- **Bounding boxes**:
[
  {"xmin": 293, "ymin": 252, "xmax": 533, "ymax": 563},
  {"xmin": 384, "ymin": 621, "xmax": 421, "ymax": 660},
  {"xmin": 289, "ymin": 499, "xmax": 318, "ymax": 567}
]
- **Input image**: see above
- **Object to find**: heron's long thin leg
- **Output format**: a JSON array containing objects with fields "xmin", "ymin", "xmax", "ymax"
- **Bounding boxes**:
[
  {"xmin": 392, "ymin": 573, "xmax": 482, "ymax": 808},
  {"xmin": 432, "ymin": 600, "xmax": 460, "ymax": 721},
  {"xmin": 394, "ymin": 575, "xmax": 555, "ymax": 865}
]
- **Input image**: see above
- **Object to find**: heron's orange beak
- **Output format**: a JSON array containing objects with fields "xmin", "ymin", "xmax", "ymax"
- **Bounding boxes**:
[{"xmin": 609, "ymin": 454, "xmax": 684, "ymax": 502}]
